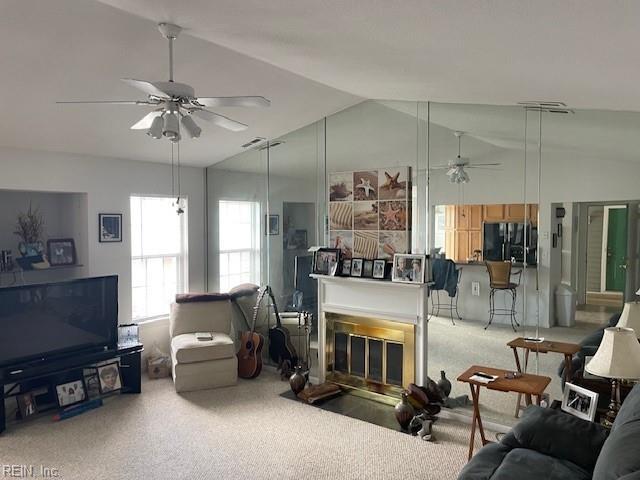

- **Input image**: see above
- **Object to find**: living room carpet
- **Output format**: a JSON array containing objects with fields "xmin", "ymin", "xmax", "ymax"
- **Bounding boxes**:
[{"xmin": 1, "ymin": 373, "xmax": 487, "ymax": 480}]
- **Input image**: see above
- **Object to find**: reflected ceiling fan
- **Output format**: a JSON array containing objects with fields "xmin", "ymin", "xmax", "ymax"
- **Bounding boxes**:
[
  {"xmin": 57, "ymin": 23, "xmax": 270, "ymax": 141},
  {"xmin": 431, "ymin": 131, "xmax": 501, "ymax": 184}
]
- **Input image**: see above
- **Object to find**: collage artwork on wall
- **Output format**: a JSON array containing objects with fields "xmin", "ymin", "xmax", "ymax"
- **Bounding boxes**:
[{"xmin": 328, "ymin": 167, "xmax": 411, "ymax": 260}]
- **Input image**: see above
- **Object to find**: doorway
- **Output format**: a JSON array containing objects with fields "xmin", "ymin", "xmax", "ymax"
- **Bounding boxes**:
[{"xmin": 582, "ymin": 204, "xmax": 627, "ymax": 309}]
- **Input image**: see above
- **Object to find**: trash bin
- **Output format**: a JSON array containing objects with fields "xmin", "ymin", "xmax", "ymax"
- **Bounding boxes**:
[{"xmin": 555, "ymin": 284, "xmax": 577, "ymax": 327}]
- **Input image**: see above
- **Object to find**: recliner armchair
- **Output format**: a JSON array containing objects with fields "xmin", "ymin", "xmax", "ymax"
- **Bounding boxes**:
[{"xmin": 170, "ymin": 294, "xmax": 238, "ymax": 393}]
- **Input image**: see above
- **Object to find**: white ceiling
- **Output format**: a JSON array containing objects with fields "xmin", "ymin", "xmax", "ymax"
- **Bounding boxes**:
[
  {"xmin": 100, "ymin": 0, "xmax": 640, "ymax": 111},
  {"xmin": 5, "ymin": 0, "xmax": 640, "ymax": 168},
  {"xmin": 0, "ymin": 0, "xmax": 359, "ymax": 167}
]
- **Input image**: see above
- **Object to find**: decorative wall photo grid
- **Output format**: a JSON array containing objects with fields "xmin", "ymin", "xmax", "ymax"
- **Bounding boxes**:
[{"xmin": 328, "ymin": 167, "xmax": 411, "ymax": 259}]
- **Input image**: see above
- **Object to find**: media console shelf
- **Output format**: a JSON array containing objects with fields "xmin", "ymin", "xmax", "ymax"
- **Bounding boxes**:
[{"xmin": 0, "ymin": 343, "xmax": 143, "ymax": 434}]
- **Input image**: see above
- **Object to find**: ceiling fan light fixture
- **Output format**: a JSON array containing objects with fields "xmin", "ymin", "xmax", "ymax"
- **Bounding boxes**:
[
  {"xmin": 181, "ymin": 114, "xmax": 201, "ymax": 139},
  {"xmin": 146, "ymin": 115, "xmax": 164, "ymax": 139},
  {"xmin": 163, "ymin": 112, "xmax": 179, "ymax": 141}
]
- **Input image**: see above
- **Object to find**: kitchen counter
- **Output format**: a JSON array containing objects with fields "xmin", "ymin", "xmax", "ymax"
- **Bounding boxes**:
[{"xmin": 453, "ymin": 261, "xmax": 537, "ymax": 269}]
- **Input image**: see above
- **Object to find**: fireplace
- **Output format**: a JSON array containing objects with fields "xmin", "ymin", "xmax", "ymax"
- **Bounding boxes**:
[
  {"xmin": 325, "ymin": 313, "xmax": 415, "ymax": 398},
  {"xmin": 312, "ymin": 274, "xmax": 429, "ymax": 403}
]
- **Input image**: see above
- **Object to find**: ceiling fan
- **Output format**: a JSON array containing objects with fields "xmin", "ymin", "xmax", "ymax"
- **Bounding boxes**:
[
  {"xmin": 57, "ymin": 23, "xmax": 270, "ymax": 142},
  {"xmin": 431, "ymin": 131, "xmax": 501, "ymax": 184}
]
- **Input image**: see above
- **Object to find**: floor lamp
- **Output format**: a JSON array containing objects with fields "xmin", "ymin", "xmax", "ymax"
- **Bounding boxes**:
[{"xmin": 585, "ymin": 327, "xmax": 640, "ymax": 427}]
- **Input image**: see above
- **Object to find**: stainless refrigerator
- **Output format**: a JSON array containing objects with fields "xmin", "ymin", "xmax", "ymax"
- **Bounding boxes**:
[{"xmin": 483, "ymin": 222, "xmax": 537, "ymax": 265}]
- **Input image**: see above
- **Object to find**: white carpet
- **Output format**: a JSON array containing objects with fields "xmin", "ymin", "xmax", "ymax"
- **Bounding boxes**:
[{"xmin": 1, "ymin": 373, "xmax": 487, "ymax": 480}]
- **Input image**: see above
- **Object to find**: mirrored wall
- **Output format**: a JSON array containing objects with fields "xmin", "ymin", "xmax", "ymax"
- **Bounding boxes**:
[{"xmin": 206, "ymin": 100, "xmax": 640, "ymax": 427}]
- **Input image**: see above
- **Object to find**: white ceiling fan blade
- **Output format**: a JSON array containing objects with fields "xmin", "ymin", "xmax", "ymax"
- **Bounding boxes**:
[
  {"xmin": 130, "ymin": 111, "xmax": 163, "ymax": 130},
  {"xmin": 121, "ymin": 78, "xmax": 171, "ymax": 99},
  {"xmin": 56, "ymin": 100, "xmax": 154, "ymax": 105},
  {"xmin": 195, "ymin": 96, "xmax": 270, "ymax": 108},
  {"xmin": 192, "ymin": 109, "xmax": 248, "ymax": 132},
  {"xmin": 467, "ymin": 163, "xmax": 502, "ymax": 167},
  {"xmin": 466, "ymin": 166, "xmax": 502, "ymax": 170},
  {"xmin": 429, "ymin": 165, "xmax": 453, "ymax": 170}
]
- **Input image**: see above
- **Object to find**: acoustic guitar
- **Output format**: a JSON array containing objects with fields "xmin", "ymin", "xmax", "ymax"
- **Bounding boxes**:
[
  {"xmin": 236, "ymin": 289, "xmax": 265, "ymax": 379},
  {"xmin": 263, "ymin": 286, "xmax": 298, "ymax": 370}
]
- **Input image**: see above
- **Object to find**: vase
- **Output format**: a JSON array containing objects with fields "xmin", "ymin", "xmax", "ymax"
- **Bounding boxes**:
[
  {"xmin": 18, "ymin": 241, "xmax": 43, "ymax": 258},
  {"xmin": 394, "ymin": 391, "xmax": 415, "ymax": 430},
  {"xmin": 289, "ymin": 365, "xmax": 307, "ymax": 395},
  {"xmin": 437, "ymin": 370, "xmax": 452, "ymax": 398}
]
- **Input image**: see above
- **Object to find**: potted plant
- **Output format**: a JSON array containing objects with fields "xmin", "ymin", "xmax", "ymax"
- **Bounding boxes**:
[{"xmin": 14, "ymin": 202, "xmax": 45, "ymax": 258}]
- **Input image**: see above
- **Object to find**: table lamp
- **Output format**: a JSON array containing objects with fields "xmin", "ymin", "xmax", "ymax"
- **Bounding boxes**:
[
  {"xmin": 585, "ymin": 327, "xmax": 640, "ymax": 427},
  {"xmin": 617, "ymin": 302, "xmax": 640, "ymax": 337}
]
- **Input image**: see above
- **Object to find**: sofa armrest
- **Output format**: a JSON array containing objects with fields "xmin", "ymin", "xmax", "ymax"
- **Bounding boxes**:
[
  {"xmin": 457, "ymin": 442, "xmax": 512, "ymax": 480},
  {"xmin": 505, "ymin": 406, "xmax": 608, "ymax": 472}
]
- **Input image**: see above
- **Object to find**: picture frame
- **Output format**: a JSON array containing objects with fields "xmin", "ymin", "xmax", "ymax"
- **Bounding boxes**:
[
  {"xmin": 266, "ymin": 214, "xmax": 279, "ymax": 236},
  {"xmin": 84, "ymin": 373, "xmax": 101, "ymax": 400},
  {"xmin": 392, "ymin": 254, "xmax": 426, "ymax": 284},
  {"xmin": 372, "ymin": 259, "xmax": 387, "ymax": 279},
  {"xmin": 313, "ymin": 248, "xmax": 341, "ymax": 276},
  {"xmin": 118, "ymin": 324, "xmax": 139, "ymax": 346},
  {"xmin": 17, "ymin": 392, "xmax": 38, "ymax": 418},
  {"xmin": 55, "ymin": 379, "xmax": 87, "ymax": 408},
  {"xmin": 99, "ymin": 213, "xmax": 123, "ymax": 243},
  {"xmin": 341, "ymin": 258, "xmax": 352, "ymax": 276},
  {"xmin": 47, "ymin": 238, "xmax": 77, "ymax": 266},
  {"xmin": 350, "ymin": 258, "xmax": 364, "ymax": 277},
  {"xmin": 288, "ymin": 229, "xmax": 308, "ymax": 250},
  {"xmin": 562, "ymin": 382, "xmax": 599, "ymax": 422},
  {"xmin": 97, "ymin": 362, "xmax": 123, "ymax": 394},
  {"xmin": 362, "ymin": 259, "xmax": 374, "ymax": 278}
]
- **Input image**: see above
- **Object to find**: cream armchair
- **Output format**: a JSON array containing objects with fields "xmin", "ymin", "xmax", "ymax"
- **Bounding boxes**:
[{"xmin": 169, "ymin": 294, "xmax": 238, "ymax": 393}]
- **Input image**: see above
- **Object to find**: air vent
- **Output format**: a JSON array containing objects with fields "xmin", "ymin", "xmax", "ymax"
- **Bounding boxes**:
[
  {"xmin": 518, "ymin": 101, "xmax": 574, "ymax": 114},
  {"xmin": 256, "ymin": 140, "xmax": 285, "ymax": 151},
  {"xmin": 241, "ymin": 137, "xmax": 265, "ymax": 148}
]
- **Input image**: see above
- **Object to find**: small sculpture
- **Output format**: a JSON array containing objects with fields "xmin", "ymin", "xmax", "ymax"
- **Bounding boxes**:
[
  {"xmin": 394, "ymin": 391, "xmax": 415, "ymax": 430},
  {"xmin": 437, "ymin": 370, "xmax": 452, "ymax": 398},
  {"xmin": 289, "ymin": 365, "xmax": 307, "ymax": 395}
]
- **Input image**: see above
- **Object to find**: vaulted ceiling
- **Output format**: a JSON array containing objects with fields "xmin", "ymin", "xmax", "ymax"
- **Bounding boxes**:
[{"xmin": 3, "ymin": 0, "xmax": 640, "ymax": 167}]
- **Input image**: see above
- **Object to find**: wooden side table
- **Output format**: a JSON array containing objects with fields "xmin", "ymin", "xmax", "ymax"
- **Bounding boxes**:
[
  {"xmin": 507, "ymin": 337, "xmax": 580, "ymax": 417},
  {"xmin": 458, "ymin": 365, "xmax": 551, "ymax": 460}
]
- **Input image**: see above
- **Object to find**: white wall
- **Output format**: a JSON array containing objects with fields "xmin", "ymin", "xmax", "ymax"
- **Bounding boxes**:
[{"xmin": 0, "ymin": 147, "xmax": 207, "ymax": 328}]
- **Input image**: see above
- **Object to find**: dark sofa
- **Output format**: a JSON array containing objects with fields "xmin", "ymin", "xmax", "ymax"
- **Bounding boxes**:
[{"xmin": 458, "ymin": 383, "xmax": 640, "ymax": 480}]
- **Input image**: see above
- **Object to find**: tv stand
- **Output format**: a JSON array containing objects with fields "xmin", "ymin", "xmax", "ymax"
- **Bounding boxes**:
[{"xmin": 1, "ymin": 343, "xmax": 143, "ymax": 434}]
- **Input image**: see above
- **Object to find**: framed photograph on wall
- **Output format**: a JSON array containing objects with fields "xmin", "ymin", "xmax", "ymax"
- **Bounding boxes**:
[
  {"xmin": 562, "ymin": 382, "xmax": 599, "ymax": 422},
  {"xmin": 55, "ymin": 379, "xmax": 87, "ymax": 408},
  {"xmin": 99, "ymin": 213, "xmax": 123, "ymax": 243},
  {"xmin": 266, "ymin": 214, "xmax": 279, "ymax": 235},
  {"xmin": 392, "ymin": 254, "xmax": 426, "ymax": 284},
  {"xmin": 313, "ymin": 248, "xmax": 341, "ymax": 276},
  {"xmin": 47, "ymin": 238, "xmax": 77, "ymax": 266}
]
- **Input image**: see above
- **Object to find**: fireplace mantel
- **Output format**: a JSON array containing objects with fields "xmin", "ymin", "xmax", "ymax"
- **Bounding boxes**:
[{"xmin": 312, "ymin": 274, "xmax": 429, "ymax": 390}]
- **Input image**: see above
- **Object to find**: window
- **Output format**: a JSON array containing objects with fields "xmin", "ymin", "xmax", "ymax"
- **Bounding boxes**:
[
  {"xmin": 219, "ymin": 200, "xmax": 261, "ymax": 292},
  {"xmin": 131, "ymin": 196, "xmax": 188, "ymax": 321},
  {"xmin": 433, "ymin": 205, "xmax": 446, "ymax": 251}
]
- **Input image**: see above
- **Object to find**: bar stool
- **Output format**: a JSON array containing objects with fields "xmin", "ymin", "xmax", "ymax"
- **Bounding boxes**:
[
  {"xmin": 485, "ymin": 261, "xmax": 522, "ymax": 332},
  {"xmin": 429, "ymin": 259, "xmax": 462, "ymax": 325}
]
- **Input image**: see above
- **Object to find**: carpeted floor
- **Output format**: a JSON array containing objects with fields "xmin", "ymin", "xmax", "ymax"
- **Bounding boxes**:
[{"xmin": 1, "ymin": 373, "xmax": 488, "ymax": 480}]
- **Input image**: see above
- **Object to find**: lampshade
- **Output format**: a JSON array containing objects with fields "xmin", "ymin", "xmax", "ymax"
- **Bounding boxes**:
[
  {"xmin": 146, "ymin": 115, "xmax": 163, "ymax": 139},
  {"xmin": 181, "ymin": 114, "xmax": 201, "ymax": 139},
  {"xmin": 586, "ymin": 327, "xmax": 640, "ymax": 379},
  {"xmin": 617, "ymin": 302, "xmax": 640, "ymax": 337}
]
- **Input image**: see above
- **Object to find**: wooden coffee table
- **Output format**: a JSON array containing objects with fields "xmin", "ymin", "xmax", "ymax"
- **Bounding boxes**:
[
  {"xmin": 507, "ymin": 337, "xmax": 580, "ymax": 417},
  {"xmin": 458, "ymin": 365, "xmax": 551, "ymax": 460}
]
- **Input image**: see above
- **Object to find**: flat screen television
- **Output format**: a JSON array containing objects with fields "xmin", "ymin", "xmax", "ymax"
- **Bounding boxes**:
[{"xmin": 0, "ymin": 275, "xmax": 118, "ymax": 369}]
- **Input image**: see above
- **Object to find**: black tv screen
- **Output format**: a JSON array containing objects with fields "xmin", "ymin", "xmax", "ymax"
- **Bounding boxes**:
[{"xmin": 0, "ymin": 275, "xmax": 118, "ymax": 368}]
